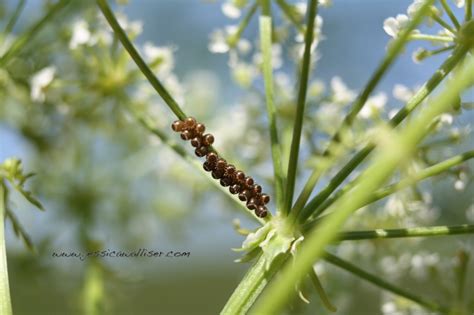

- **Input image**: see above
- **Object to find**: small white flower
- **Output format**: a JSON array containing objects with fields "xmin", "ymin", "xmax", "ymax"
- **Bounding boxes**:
[
  {"xmin": 69, "ymin": 20, "xmax": 91, "ymax": 49},
  {"xmin": 453, "ymin": 0, "xmax": 465, "ymax": 8},
  {"xmin": 382, "ymin": 302, "xmax": 397, "ymax": 314},
  {"xmin": 331, "ymin": 76, "xmax": 356, "ymax": 104},
  {"xmin": 222, "ymin": 2, "xmax": 241, "ymax": 19},
  {"xmin": 393, "ymin": 84, "xmax": 413, "ymax": 102},
  {"xmin": 208, "ymin": 26, "xmax": 238, "ymax": 54},
  {"xmin": 143, "ymin": 42, "xmax": 175, "ymax": 76},
  {"xmin": 252, "ymin": 44, "xmax": 283, "ymax": 69},
  {"xmin": 383, "ymin": 14, "xmax": 409, "ymax": 38},
  {"xmin": 237, "ymin": 38, "xmax": 252, "ymax": 54},
  {"xmin": 30, "ymin": 66, "xmax": 56, "ymax": 102},
  {"xmin": 360, "ymin": 92, "xmax": 387, "ymax": 119},
  {"xmin": 439, "ymin": 113, "xmax": 454, "ymax": 126},
  {"xmin": 454, "ymin": 179, "xmax": 466, "ymax": 191},
  {"xmin": 407, "ymin": 0, "xmax": 425, "ymax": 17}
]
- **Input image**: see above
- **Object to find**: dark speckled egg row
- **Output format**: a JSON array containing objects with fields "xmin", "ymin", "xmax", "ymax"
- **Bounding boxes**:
[{"xmin": 171, "ymin": 117, "xmax": 270, "ymax": 218}]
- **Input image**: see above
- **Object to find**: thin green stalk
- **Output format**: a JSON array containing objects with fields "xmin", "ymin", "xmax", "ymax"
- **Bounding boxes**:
[
  {"xmin": 0, "ymin": 0, "xmax": 69, "ymax": 67},
  {"xmin": 126, "ymin": 103, "xmax": 268, "ymax": 224},
  {"xmin": 97, "ymin": 0, "xmax": 186, "ymax": 120},
  {"xmin": 466, "ymin": 0, "xmax": 472, "ymax": 21},
  {"xmin": 315, "ymin": 150, "xmax": 474, "ymax": 214},
  {"xmin": 309, "ymin": 269, "xmax": 337, "ymax": 312},
  {"xmin": 284, "ymin": 0, "xmax": 319, "ymax": 215},
  {"xmin": 259, "ymin": 0, "xmax": 284, "ymax": 213},
  {"xmin": 415, "ymin": 45, "xmax": 455, "ymax": 62},
  {"xmin": 251, "ymin": 54, "xmax": 474, "ymax": 315},
  {"xmin": 292, "ymin": 0, "xmax": 435, "ymax": 217},
  {"xmin": 408, "ymin": 33, "xmax": 454, "ymax": 42},
  {"xmin": 0, "ymin": 183, "xmax": 12, "ymax": 315},
  {"xmin": 298, "ymin": 44, "xmax": 469, "ymax": 223},
  {"xmin": 339, "ymin": 224, "xmax": 474, "ymax": 241},
  {"xmin": 228, "ymin": 2, "xmax": 258, "ymax": 47},
  {"xmin": 323, "ymin": 252, "xmax": 449, "ymax": 313},
  {"xmin": 3, "ymin": 0, "xmax": 26, "ymax": 35},
  {"xmin": 221, "ymin": 253, "xmax": 285, "ymax": 315},
  {"xmin": 440, "ymin": 0, "xmax": 461, "ymax": 30},
  {"xmin": 275, "ymin": 0, "xmax": 305, "ymax": 33},
  {"xmin": 431, "ymin": 14, "xmax": 457, "ymax": 35}
]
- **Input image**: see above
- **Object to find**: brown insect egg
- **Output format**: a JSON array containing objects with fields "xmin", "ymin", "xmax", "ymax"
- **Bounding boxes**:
[
  {"xmin": 184, "ymin": 117, "xmax": 197, "ymax": 129},
  {"xmin": 238, "ymin": 192, "xmax": 247, "ymax": 201},
  {"xmin": 195, "ymin": 146, "xmax": 208, "ymax": 157},
  {"xmin": 202, "ymin": 134, "xmax": 215, "ymax": 146},
  {"xmin": 235, "ymin": 171, "xmax": 245, "ymax": 182},
  {"xmin": 190, "ymin": 136, "xmax": 202, "ymax": 148},
  {"xmin": 244, "ymin": 177, "xmax": 254, "ymax": 187},
  {"xmin": 261, "ymin": 194, "xmax": 270, "ymax": 204},
  {"xmin": 180, "ymin": 130, "xmax": 193, "ymax": 140},
  {"xmin": 229, "ymin": 184, "xmax": 241, "ymax": 194},
  {"xmin": 195, "ymin": 123, "xmax": 205, "ymax": 134},
  {"xmin": 253, "ymin": 185, "xmax": 262, "ymax": 194},
  {"xmin": 255, "ymin": 206, "xmax": 268, "ymax": 218},
  {"xmin": 171, "ymin": 120, "xmax": 185, "ymax": 132},
  {"xmin": 225, "ymin": 164, "xmax": 236, "ymax": 176},
  {"xmin": 220, "ymin": 178, "xmax": 232, "ymax": 187},
  {"xmin": 246, "ymin": 201, "xmax": 256, "ymax": 211},
  {"xmin": 203, "ymin": 161, "xmax": 214, "ymax": 172},
  {"xmin": 206, "ymin": 152, "xmax": 218, "ymax": 163},
  {"xmin": 216, "ymin": 158, "xmax": 227, "ymax": 170}
]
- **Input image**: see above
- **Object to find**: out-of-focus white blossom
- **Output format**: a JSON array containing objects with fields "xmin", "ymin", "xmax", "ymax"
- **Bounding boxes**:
[
  {"xmin": 116, "ymin": 12, "xmax": 143, "ymax": 36},
  {"xmin": 453, "ymin": 0, "xmax": 465, "ymax": 8},
  {"xmin": 229, "ymin": 53, "xmax": 258, "ymax": 88},
  {"xmin": 253, "ymin": 43, "xmax": 283, "ymax": 69},
  {"xmin": 360, "ymin": 92, "xmax": 387, "ymax": 119},
  {"xmin": 393, "ymin": 84, "xmax": 414, "ymax": 102},
  {"xmin": 208, "ymin": 25, "xmax": 238, "ymax": 53},
  {"xmin": 69, "ymin": 20, "xmax": 91, "ymax": 49},
  {"xmin": 331, "ymin": 76, "xmax": 356, "ymax": 104},
  {"xmin": 30, "ymin": 66, "xmax": 56, "ymax": 102},
  {"xmin": 383, "ymin": 14, "xmax": 409, "ymax": 38},
  {"xmin": 143, "ymin": 42, "xmax": 175, "ymax": 76},
  {"xmin": 222, "ymin": 2, "xmax": 241, "ymax": 19}
]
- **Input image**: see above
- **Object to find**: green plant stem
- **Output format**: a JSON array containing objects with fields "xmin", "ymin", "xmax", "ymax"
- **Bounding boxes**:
[
  {"xmin": 440, "ymin": 0, "xmax": 461, "ymax": 29},
  {"xmin": 251, "ymin": 54, "xmax": 474, "ymax": 315},
  {"xmin": 220, "ymin": 253, "xmax": 285, "ymax": 315},
  {"xmin": 339, "ymin": 224, "xmax": 474, "ymax": 241},
  {"xmin": 228, "ymin": 2, "xmax": 258, "ymax": 47},
  {"xmin": 0, "ymin": 0, "xmax": 69, "ymax": 67},
  {"xmin": 323, "ymin": 252, "xmax": 449, "ymax": 313},
  {"xmin": 0, "ymin": 183, "xmax": 12, "ymax": 315},
  {"xmin": 298, "ymin": 44, "xmax": 469, "ymax": 223},
  {"xmin": 431, "ymin": 14, "xmax": 457, "ymax": 35},
  {"xmin": 314, "ymin": 150, "xmax": 474, "ymax": 214},
  {"xmin": 275, "ymin": 0, "xmax": 305, "ymax": 33},
  {"xmin": 97, "ymin": 0, "xmax": 186, "ymax": 120},
  {"xmin": 309, "ymin": 269, "xmax": 337, "ymax": 312},
  {"xmin": 291, "ymin": 0, "xmax": 435, "ymax": 217},
  {"xmin": 3, "ymin": 0, "xmax": 26, "ymax": 35},
  {"xmin": 126, "ymin": 103, "xmax": 269, "ymax": 224},
  {"xmin": 409, "ymin": 33, "xmax": 454, "ymax": 42},
  {"xmin": 260, "ymin": 0, "xmax": 284, "ymax": 213},
  {"xmin": 466, "ymin": 0, "xmax": 472, "ymax": 21},
  {"xmin": 284, "ymin": 0, "xmax": 318, "ymax": 215}
]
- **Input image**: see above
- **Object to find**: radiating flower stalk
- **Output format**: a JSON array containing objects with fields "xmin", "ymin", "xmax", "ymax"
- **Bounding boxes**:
[{"xmin": 92, "ymin": 0, "xmax": 474, "ymax": 313}]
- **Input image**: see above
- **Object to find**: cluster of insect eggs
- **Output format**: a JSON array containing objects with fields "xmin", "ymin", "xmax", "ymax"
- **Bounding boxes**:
[{"xmin": 172, "ymin": 117, "xmax": 270, "ymax": 218}]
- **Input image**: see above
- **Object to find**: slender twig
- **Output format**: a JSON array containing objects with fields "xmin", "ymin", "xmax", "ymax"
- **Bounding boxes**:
[
  {"xmin": 292, "ymin": 0, "xmax": 436, "ymax": 217},
  {"xmin": 0, "ymin": 0, "xmax": 69, "ymax": 67},
  {"xmin": 431, "ymin": 14, "xmax": 457, "ymax": 35},
  {"xmin": 298, "ymin": 44, "xmax": 469, "ymax": 223},
  {"xmin": 284, "ymin": 0, "xmax": 319, "ymax": 215},
  {"xmin": 440, "ymin": 0, "xmax": 461, "ymax": 29},
  {"xmin": 252, "ymin": 54, "xmax": 474, "ymax": 315},
  {"xmin": 228, "ymin": 2, "xmax": 259, "ymax": 47},
  {"xmin": 314, "ymin": 150, "xmax": 474, "ymax": 215},
  {"xmin": 275, "ymin": 0, "xmax": 305, "ymax": 33},
  {"xmin": 260, "ymin": 0, "xmax": 285, "ymax": 213},
  {"xmin": 220, "ymin": 254, "xmax": 285, "ymax": 314},
  {"xmin": 3, "ymin": 0, "xmax": 26, "ymax": 35},
  {"xmin": 0, "ymin": 183, "xmax": 12, "ymax": 315},
  {"xmin": 97, "ymin": 0, "xmax": 186, "ymax": 119},
  {"xmin": 466, "ymin": 0, "xmax": 472, "ymax": 21},
  {"xmin": 409, "ymin": 33, "xmax": 454, "ymax": 42},
  {"xmin": 339, "ymin": 224, "xmax": 474, "ymax": 241},
  {"xmin": 309, "ymin": 269, "xmax": 337, "ymax": 312},
  {"xmin": 323, "ymin": 252, "xmax": 449, "ymax": 313}
]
